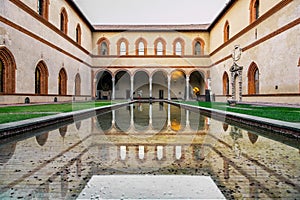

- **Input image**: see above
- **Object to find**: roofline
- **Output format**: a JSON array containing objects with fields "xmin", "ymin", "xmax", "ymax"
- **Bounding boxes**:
[
  {"xmin": 208, "ymin": 0, "xmax": 236, "ymax": 31},
  {"xmin": 66, "ymin": 0, "xmax": 95, "ymax": 31},
  {"xmin": 92, "ymin": 24, "xmax": 211, "ymax": 32}
]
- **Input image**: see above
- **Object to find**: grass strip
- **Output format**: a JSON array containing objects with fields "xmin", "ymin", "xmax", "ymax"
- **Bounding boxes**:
[
  {"xmin": 182, "ymin": 101, "xmax": 300, "ymax": 123},
  {"xmin": 0, "ymin": 101, "xmax": 112, "ymax": 124}
]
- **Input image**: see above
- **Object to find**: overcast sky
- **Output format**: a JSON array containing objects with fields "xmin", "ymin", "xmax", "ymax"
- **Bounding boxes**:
[{"xmin": 73, "ymin": 0, "xmax": 229, "ymax": 25}]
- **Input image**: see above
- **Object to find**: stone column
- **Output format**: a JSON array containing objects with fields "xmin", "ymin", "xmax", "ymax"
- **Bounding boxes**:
[
  {"xmin": 130, "ymin": 103, "xmax": 134, "ymax": 127},
  {"xmin": 130, "ymin": 76, "xmax": 134, "ymax": 100},
  {"xmin": 149, "ymin": 76, "xmax": 152, "ymax": 99},
  {"xmin": 168, "ymin": 74, "xmax": 171, "ymax": 100},
  {"xmin": 112, "ymin": 77, "xmax": 115, "ymax": 100},
  {"xmin": 186, "ymin": 75, "xmax": 190, "ymax": 100},
  {"xmin": 231, "ymin": 72, "xmax": 235, "ymax": 100}
]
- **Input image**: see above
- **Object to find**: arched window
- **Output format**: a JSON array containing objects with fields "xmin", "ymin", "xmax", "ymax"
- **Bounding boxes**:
[
  {"xmin": 154, "ymin": 38, "xmax": 166, "ymax": 56},
  {"xmin": 135, "ymin": 38, "xmax": 147, "ymax": 55},
  {"xmin": 250, "ymin": 0, "xmax": 260, "ymax": 23},
  {"xmin": 120, "ymin": 42, "xmax": 126, "ymax": 55},
  {"xmin": 0, "ymin": 46, "xmax": 16, "ymax": 93},
  {"xmin": 101, "ymin": 42, "xmax": 108, "ymax": 55},
  {"xmin": 117, "ymin": 38, "xmax": 129, "ymax": 56},
  {"xmin": 76, "ymin": 24, "xmax": 81, "ymax": 45},
  {"xmin": 175, "ymin": 42, "xmax": 182, "ymax": 55},
  {"xmin": 97, "ymin": 38, "xmax": 110, "ymax": 56},
  {"xmin": 138, "ymin": 42, "xmax": 145, "ymax": 55},
  {"xmin": 60, "ymin": 8, "xmax": 68, "ymax": 34},
  {"xmin": 35, "ymin": 67, "xmax": 41, "ymax": 94},
  {"xmin": 195, "ymin": 42, "xmax": 201, "ymax": 55},
  {"xmin": 223, "ymin": 72, "xmax": 229, "ymax": 95},
  {"xmin": 224, "ymin": 21, "xmax": 230, "ymax": 42},
  {"xmin": 248, "ymin": 62, "xmax": 259, "ymax": 94},
  {"xmin": 173, "ymin": 38, "xmax": 184, "ymax": 56},
  {"xmin": 157, "ymin": 42, "xmax": 163, "ymax": 55},
  {"xmin": 37, "ymin": 0, "xmax": 49, "ymax": 20},
  {"xmin": 58, "ymin": 68, "xmax": 67, "ymax": 95},
  {"xmin": 0, "ymin": 59, "xmax": 3, "ymax": 93},
  {"xmin": 193, "ymin": 38, "xmax": 205, "ymax": 56},
  {"xmin": 75, "ymin": 73, "xmax": 81, "ymax": 96},
  {"xmin": 35, "ymin": 61, "xmax": 48, "ymax": 94}
]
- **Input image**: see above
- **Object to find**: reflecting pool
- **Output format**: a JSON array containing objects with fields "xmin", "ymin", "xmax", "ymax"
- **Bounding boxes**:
[{"xmin": 0, "ymin": 103, "xmax": 299, "ymax": 199}]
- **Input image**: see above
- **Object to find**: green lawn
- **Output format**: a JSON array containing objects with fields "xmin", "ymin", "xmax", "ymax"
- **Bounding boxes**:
[
  {"xmin": 182, "ymin": 101, "xmax": 300, "ymax": 123},
  {"xmin": 0, "ymin": 101, "xmax": 112, "ymax": 124}
]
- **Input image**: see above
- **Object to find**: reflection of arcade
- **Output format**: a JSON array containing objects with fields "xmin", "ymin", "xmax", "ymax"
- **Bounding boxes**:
[{"xmin": 95, "ymin": 103, "xmax": 207, "ymax": 134}]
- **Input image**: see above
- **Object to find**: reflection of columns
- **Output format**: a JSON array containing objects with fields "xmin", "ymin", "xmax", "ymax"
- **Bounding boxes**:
[
  {"xmin": 130, "ymin": 76, "xmax": 134, "ymax": 100},
  {"xmin": 112, "ymin": 110, "xmax": 115, "ymax": 126},
  {"xmin": 168, "ymin": 75, "xmax": 171, "ymax": 100},
  {"xmin": 185, "ymin": 110, "xmax": 190, "ymax": 127},
  {"xmin": 130, "ymin": 104, "xmax": 134, "ymax": 127},
  {"xmin": 149, "ymin": 103, "xmax": 153, "ymax": 127},
  {"xmin": 149, "ymin": 77, "xmax": 152, "ymax": 99},
  {"xmin": 112, "ymin": 77, "xmax": 115, "ymax": 100},
  {"xmin": 186, "ymin": 75, "xmax": 190, "ymax": 100},
  {"xmin": 92, "ymin": 70, "xmax": 96, "ymax": 98},
  {"xmin": 167, "ymin": 104, "xmax": 171, "ymax": 127}
]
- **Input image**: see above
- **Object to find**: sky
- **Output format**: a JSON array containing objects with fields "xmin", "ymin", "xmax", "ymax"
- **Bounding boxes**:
[{"xmin": 73, "ymin": 0, "xmax": 230, "ymax": 25}]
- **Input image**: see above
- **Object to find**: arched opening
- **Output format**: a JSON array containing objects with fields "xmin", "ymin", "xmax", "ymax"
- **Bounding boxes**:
[
  {"xmin": 135, "ymin": 38, "xmax": 147, "ymax": 55},
  {"xmin": 190, "ymin": 71, "xmax": 205, "ymax": 100},
  {"xmin": 223, "ymin": 72, "xmax": 229, "ymax": 95},
  {"xmin": 96, "ymin": 71, "xmax": 112, "ymax": 100},
  {"xmin": 173, "ymin": 38, "xmax": 184, "ymax": 56},
  {"xmin": 37, "ymin": 0, "xmax": 49, "ymax": 20},
  {"xmin": 75, "ymin": 73, "xmax": 81, "ymax": 96},
  {"xmin": 248, "ymin": 62, "xmax": 259, "ymax": 94},
  {"xmin": 193, "ymin": 38, "xmax": 205, "ymax": 56},
  {"xmin": 152, "ymin": 70, "xmax": 168, "ymax": 99},
  {"xmin": 224, "ymin": 21, "xmax": 230, "ymax": 42},
  {"xmin": 115, "ymin": 70, "xmax": 130, "ymax": 99},
  {"xmin": 154, "ymin": 38, "xmax": 166, "ymax": 56},
  {"xmin": 134, "ymin": 71, "xmax": 149, "ymax": 99},
  {"xmin": 60, "ymin": 8, "xmax": 68, "ymax": 34},
  {"xmin": 250, "ymin": 0, "xmax": 260, "ymax": 23},
  {"xmin": 171, "ymin": 70, "xmax": 186, "ymax": 100},
  {"xmin": 97, "ymin": 38, "xmax": 110, "ymax": 56},
  {"xmin": 0, "ymin": 46, "xmax": 16, "ymax": 93},
  {"xmin": 35, "ymin": 61, "xmax": 48, "ymax": 94},
  {"xmin": 117, "ymin": 38, "xmax": 129, "ymax": 56},
  {"xmin": 76, "ymin": 24, "xmax": 81, "ymax": 45},
  {"xmin": 58, "ymin": 68, "xmax": 67, "ymax": 95}
]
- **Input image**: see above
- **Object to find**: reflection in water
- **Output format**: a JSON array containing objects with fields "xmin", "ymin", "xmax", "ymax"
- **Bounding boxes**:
[
  {"xmin": 59, "ymin": 126, "xmax": 68, "ymax": 137},
  {"xmin": 157, "ymin": 146, "xmax": 163, "ymax": 160},
  {"xmin": 120, "ymin": 146, "xmax": 126, "ymax": 160},
  {"xmin": 0, "ymin": 142, "xmax": 17, "ymax": 164},
  {"xmin": 75, "ymin": 121, "xmax": 81, "ymax": 130},
  {"xmin": 175, "ymin": 146, "xmax": 182, "ymax": 160},
  {"xmin": 248, "ymin": 132, "xmax": 259, "ymax": 144},
  {"xmin": 36, "ymin": 132, "xmax": 49, "ymax": 146},
  {"xmin": 138, "ymin": 145, "xmax": 145, "ymax": 160},
  {"xmin": 222, "ymin": 123, "xmax": 229, "ymax": 132},
  {"xmin": 0, "ymin": 103, "xmax": 299, "ymax": 199}
]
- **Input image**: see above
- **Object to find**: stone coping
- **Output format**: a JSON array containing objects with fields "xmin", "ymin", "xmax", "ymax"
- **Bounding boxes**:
[
  {"xmin": 77, "ymin": 175, "xmax": 226, "ymax": 199},
  {"xmin": 0, "ymin": 101, "xmax": 131, "ymax": 139},
  {"xmin": 168, "ymin": 101, "xmax": 300, "ymax": 139}
]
